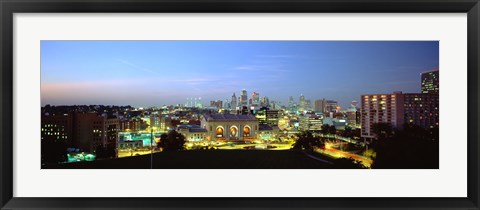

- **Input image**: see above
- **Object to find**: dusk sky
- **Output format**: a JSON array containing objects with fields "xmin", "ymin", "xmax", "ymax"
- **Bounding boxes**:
[{"xmin": 41, "ymin": 41, "xmax": 438, "ymax": 108}]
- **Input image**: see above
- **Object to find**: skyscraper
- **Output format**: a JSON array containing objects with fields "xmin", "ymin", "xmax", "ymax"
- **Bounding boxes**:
[
  {"xmin": 299, "ymin": 94, "xmax": 306, "ymax": 112},
  {"xmin": 421, "ymin": 69, "xmax": 439, "ymax": 94},
  {"xmin": 314, "ymin": 99, "xmax": 326, "ymax": 113},
  {"xmin": 288, "ymin": 96, "xmax": 294, "ymax": 111},
  {"xmin": 241, "ymin": 89, "xmax": 248, "ymax": 107},
  {"xmin": 231, "ymin": 93, "xmax": 237, "ymax": 110}
]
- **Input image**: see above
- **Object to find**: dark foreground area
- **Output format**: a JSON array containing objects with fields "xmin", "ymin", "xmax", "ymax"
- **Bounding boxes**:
[{"xmin": 43, "ymin": 150, "xmax": 336, "ymax": 169}]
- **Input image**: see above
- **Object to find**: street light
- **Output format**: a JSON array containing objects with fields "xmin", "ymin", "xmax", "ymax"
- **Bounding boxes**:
[{"xmin": 150, "ymin": 128, "xmax": 153, "ymax": 169}]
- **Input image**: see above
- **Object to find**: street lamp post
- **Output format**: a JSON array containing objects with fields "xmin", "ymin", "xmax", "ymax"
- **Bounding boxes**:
[{"xmin": 150, "ymin": 128, "xmax": 153, "ymax": 169}]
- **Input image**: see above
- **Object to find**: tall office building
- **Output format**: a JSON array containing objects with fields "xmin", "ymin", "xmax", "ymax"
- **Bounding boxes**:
[
  {"xmin": 299, "ymin": 94, "xmax": 306, "ymax": 112},
  {"xmin": 261, "ymin": 96, "xmax": 269, "ymax": 107},
  {"xmin": 288, "ymin": 96, "xmax": 294, "ymax": 111},
  {"xmin": 421, "ymin": 69, "xmax": 439, "ymax": 94},
  {"xmin": 325, "ymin": 100, "xmax": 338, "ymax": 113},
  {"xmin": 360, "ymin": 92, "xmax": 405, "ymax": 140},
  {"xmin": 314, "ymin": 99, "xmax": 326, "ymax": 113},
  {"xmin": 241, "ymin": 89, "xmax": 248, "ymax": 106},
  {"xmin": 403, "ymin": 93, "xmax": 439, "ymax": 129},
  {"xmin": 231, "ymin": 93, "xmax": 237, "ymax": 110},
  {"xmin": 251, "ymin": 92, "xmax": 260, "ymax": 106}
]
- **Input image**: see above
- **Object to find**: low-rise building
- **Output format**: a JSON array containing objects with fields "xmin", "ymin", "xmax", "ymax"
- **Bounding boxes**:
[{"xmin": 201, "ymin": 114, "xmax": 259, "ymax": 142}]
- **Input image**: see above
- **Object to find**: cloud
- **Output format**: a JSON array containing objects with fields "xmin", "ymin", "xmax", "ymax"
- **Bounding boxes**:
[
  {"xmin": 115, "ymin": 58, "xmax": 161, "ymax": 75},
  {"xmin": 233, "ymin": 64, "xmax": 291, "ymax": 73}
]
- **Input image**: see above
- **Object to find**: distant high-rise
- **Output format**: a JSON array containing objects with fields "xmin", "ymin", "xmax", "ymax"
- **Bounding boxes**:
[
  {"xmin": 261, "ymin": 96, "xmax": 269, "ymax": 107},
  {"xmin": 325, "ymin": 100, "xmax": 338, "ymax": 113},
  {"xmin": 252, "ymin": 92, "xmax": 260, "ymax": 105},
  {"xmin": 299, "ymin": 94, "xmax": 306, "ymax": 112},
  {"xmin": 421, "ymin": 69, "xmax": 439, "ymax": 94},
  {"xmin": 288, "ymin": 96, "xmax": 294, "ymax": 111},
  {"xmin": 231, "ymin": 93, "xmax": 237, "ymax": 109},
  {"xmin": 314, "ymin": 99, "xmax": 326, "ymax": 113},
  {"xmin": 241, "ymin": 89, "xmax": 248, "ymax": 106}
]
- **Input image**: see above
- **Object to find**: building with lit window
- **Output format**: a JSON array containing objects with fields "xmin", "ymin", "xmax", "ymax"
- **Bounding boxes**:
[
  {"xmin": 360, "ymin": 92, "xmax": 405, "ymax": 140},
  {"xmin": 41, "ymin": 112, "xmax": 119, "ymax": 153},
  {"xmin": 120, "ymin": 118, "xmax": 147, "ymax": 132},
  {"xmin": 176, "ymin": 124, "xmax": 208, "ymax": 142},
  {"xmin": 361, "ymin": 90, "xmax": 439, "ymax": 140},
  {"xmin": 240, "ymin": 89, "xmax": 248, "ymax": 107},
  {"xmin": 150, "ymin": 114, "xmax": 167, "ymax": 132},
  {"xmin": 421, "ymin": 69, "xmax": 439, "ymax": 94},
  {"xmin": 201, "ymin": 114, "xmax": 259, "ymax": 142},
  {"xmin": 299, "ymin": 112, "xmax": 323, "ymax": 131},
  {"xmin": 257, "ymin": 124, "xmax": 280, "ymax": 141},
  {"xmin": 403, "ymin": 93, "xmax": 439, "ymax": 129},
  {"xmin": 314, "ymin": 99, "xmax": 326, "ymax": 113}
]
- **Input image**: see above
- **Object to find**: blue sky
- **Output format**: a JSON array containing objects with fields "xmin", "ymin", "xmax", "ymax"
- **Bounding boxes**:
[{"xmin": 41, "ymin": 41, "xmax": 439, "ymax": 108}]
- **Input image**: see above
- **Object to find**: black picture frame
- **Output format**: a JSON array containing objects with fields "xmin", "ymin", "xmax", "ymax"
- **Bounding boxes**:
[{"xmin": 1, "ymin": 0, "xmax": 479, "ymax": 209}]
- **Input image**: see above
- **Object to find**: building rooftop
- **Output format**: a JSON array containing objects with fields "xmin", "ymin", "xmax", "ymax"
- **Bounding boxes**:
[
  {"xmin": 204, "ymin": 114, "xmax": 257, "ymax": 121},
  {"xmin": 177, "ymin": 124, "xmax": 208, "ymax": 133}
]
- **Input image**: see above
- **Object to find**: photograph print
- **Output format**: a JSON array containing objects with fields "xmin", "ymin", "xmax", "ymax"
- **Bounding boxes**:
[{"xmin": 41, "ymin": 41, "xmax": 439, "ymax": 169}]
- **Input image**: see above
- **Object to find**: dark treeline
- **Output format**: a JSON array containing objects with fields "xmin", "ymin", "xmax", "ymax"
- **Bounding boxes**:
[{"xmin": 371, "ymin": 123, "xmax": 439, "ymax": 169}]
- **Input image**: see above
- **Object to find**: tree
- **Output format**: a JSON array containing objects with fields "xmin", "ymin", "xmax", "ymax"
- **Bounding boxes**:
[
  {"xmin": 292, "ymin": 131, "xmax": 324, "ymax": 152},
  {"xmin": 41, "ymin": 138, "xmax": 67, "ymax": 164},
  {"xmin": 95, "ymin": 143, "xmax": 116, "ymax": 159},
  {"xmin": 320, "ymin": 124, "xmax": 330, "ymax": 135},
  {"xmin": 371, "ymin": 124, "xmax": 439, "ymax": 169},
  {"xmin": 157, "ymin": 130, "xmax": 186, "ymax": 151},
  {"xmin": 372, "ymin": 123, "xmax": 394, "ymax": 139}
]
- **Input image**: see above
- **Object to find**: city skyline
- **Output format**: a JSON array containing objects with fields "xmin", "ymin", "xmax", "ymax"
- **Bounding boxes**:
[{"xmin": 41, "ymin": 41, "xmax": 439, "ymax": 108}]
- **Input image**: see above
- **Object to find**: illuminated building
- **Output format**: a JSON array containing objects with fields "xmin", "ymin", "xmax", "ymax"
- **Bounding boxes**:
[
  {"xmin": 210, "ymin": 100, "xmax": 223, "ymax": 109},
  {"xmin": 201, "ymin": 114, "xmax": 259, "ymax": 142},
  {"xmin": 231, "ymin": 93, "xmax": 237, "ymax": 110},
  {"xmin": 176, "ymin": 124, "xmax": 208, "ymax": 142},
  {"xmin": 251, "ymin": 92, "xmax": 260, "ymax": 109},
  {"xmin": 403, "ymin": 93, "xmax": 439, "ymax": 129},
  {"xmin": 314, "ymin": 99, "xmax": 326, "ymax": 113},
  {"xmin": 288, "ymin": 96, "xmax": 294, "ymax": 111},
  {"xmin": 224, "ymin": 98, "xmax": 230, "ymax": 110},
  {"xmin": 255, "ymin": 107, "xmax": 280, "ymax": 126},
  {"xmin": 345, "ymin": 108, "xmax": 360, "ymax": 128},
  {"xmin": 299, "ymin": 112, "xmax": 323, "ymax": 131},
  {"xmin": 241, "ymin": 89, "xmax": 248, "ymax": 106},
  {"xmin": 255, "ymin": 107, "xmax": 267, "ymax": 125},
  {"xmin": 360, "ymin": 92, "xmax": 405, "ymax": 140},
  {"xmin": 323, "ymin": 117, "xmax": 347, "ymax": 130},
  {"xmin": 421, "ymin": 69, "xmax": 439, "ymax": 94},
  {"xmin": 261, "ymin": 96, "xmax": 269, "ymax": 107},
  {"xmin": 257, "ymin": 124, "xmax": 280, "ymax": 141},
  {"xmin": 120, "ymin": 118, "xmax": 147, "ymax": 131},
  {"xmin": 42, "ymin": 112, "xmax": 119, "ymax": 153},
  {"xmin": 305, "ymin": 100, "xmax": 312, "ymax": 111},
  {"xmin": 299, "ymin": 94, "xmax": 306, "ymax": 112},
  {"xmin": 41, "ymin": 114, "xmax": 72, "ymax": 143},
  {"xmin": 266, "ymin": 110, "xmax": 280, "ymax": 126},
  {"xmin": 361, "ymin": 90, "xmax": 439, "ymax": 140},
  {"xmin": 325, "ymin": 100, "xmax": 338, "ymax": 113},
  {"xmin": 150, "ymin": 114, "xmax": 167, "ymax": 132}
]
